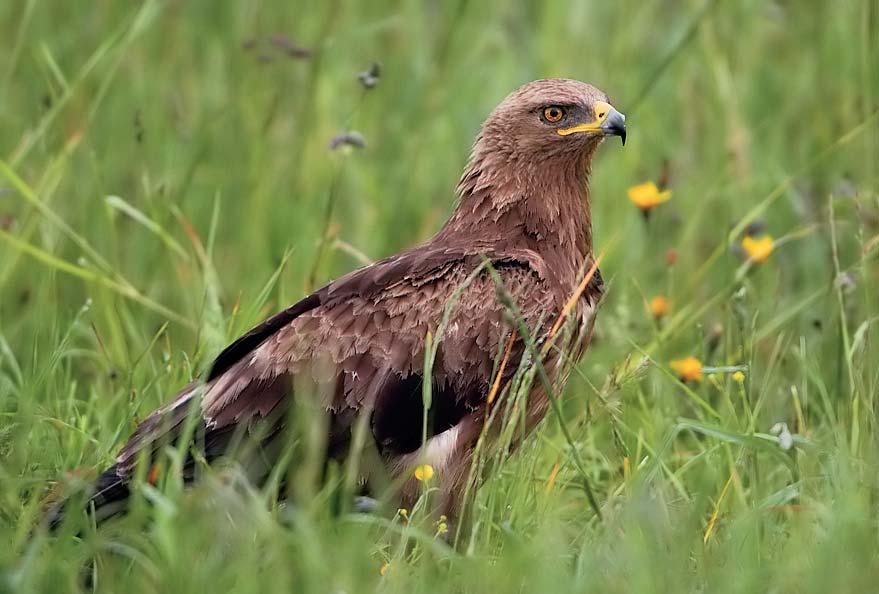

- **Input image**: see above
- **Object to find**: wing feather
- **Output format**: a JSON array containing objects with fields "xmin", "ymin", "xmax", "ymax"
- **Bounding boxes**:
[{"xmin": 114, "ymin": 243, "xmax": 590, "ymax": 480}]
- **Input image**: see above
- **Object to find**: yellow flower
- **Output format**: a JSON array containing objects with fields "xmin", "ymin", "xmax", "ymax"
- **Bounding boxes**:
[
  {"xmin": 649, "ymin": 296, "xmax": 669, "ymax": 319},
  {"xmin": 628, "ymin": 182, "xmax": 671, "ymax": 211},
  {"xmin": 379, "ymin": 562, "xmax": 390, "ymax": 576},
  {"xmin": 670, "ymin": 357, "xmax": 704, "ymax": 382},
  {"xmin": 732, "ymin": 371, "xmax": 745, "ymax": 383},
  {"xmin": 435, "ymin": 514, "xmax": 449, "ymax": 536},
  {"xmin": 397, "ymin": 508, "xmax": 408, "ymax": 519},
  {"xmin": 741, "ymin": 234, "xmax": 774, "ymax": 263},
  {"xmin": 414, "ymin": 464, "xmax": 434, "ymax": 482}
]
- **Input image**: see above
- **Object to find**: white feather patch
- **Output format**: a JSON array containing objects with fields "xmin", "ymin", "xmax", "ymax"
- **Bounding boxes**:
[{"xmin": 423, "ymin": 423, "xmax": 462, "ymax": 469}]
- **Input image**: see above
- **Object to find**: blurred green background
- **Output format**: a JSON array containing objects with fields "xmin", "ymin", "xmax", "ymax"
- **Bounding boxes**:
[{"xmin": 1, "ymin": 0, "xmax": 878, "ymax": 592}]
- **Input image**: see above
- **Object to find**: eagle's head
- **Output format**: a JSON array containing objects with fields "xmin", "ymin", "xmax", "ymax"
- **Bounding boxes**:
[{"xmin": 480, "ymin": 78, "xmax": 626, "ymax": 161}]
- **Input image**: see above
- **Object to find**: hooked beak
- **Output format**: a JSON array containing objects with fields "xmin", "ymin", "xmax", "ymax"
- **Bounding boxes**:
[{"xmin": 557, "ymin": 101, "xmax": 627, "ymax": 146}]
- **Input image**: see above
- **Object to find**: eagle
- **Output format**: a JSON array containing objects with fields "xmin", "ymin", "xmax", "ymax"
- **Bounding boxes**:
[{"xmin": 51, "ymin": 78, "xmax": 625, "ymax": 530}]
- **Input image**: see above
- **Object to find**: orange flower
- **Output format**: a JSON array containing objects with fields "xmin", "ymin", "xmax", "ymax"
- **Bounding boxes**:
[
  {"xmin": 628, "ymin": 182, "xmax": 671, "ymax": 211},
  {"xmin": 147, "ymin": 463, "xmax": 161, "ymax": 486},
  {"xmin": 741, "ymin": 235, "xmax": 774, "ymax": 263},
  {"xmin": 670, "ymin": 357, "xmax": 704, "ymax": 382},
  {"xmin": 649, "ymin": 296, "xmax": 669, "ymax": 319},
  {"xmin": 414, "ymin": 464, "xmax": 434, "ymax": 481}
]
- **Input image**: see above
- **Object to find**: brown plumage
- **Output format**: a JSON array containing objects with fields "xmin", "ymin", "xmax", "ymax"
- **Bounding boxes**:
[{"xmin": 53, "ymin": 78, "xmax": 625, "ymax": 529}]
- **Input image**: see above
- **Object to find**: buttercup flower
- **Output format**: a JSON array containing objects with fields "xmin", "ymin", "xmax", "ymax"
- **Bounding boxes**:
[
  {"xmin": 628, "ymin": 182, "xmax": 671, "ymax": 211},
  {"xmin": 435, "ymin": 514, "xmax": 449, "ymax": 536},
  {"xmin": 670, "ymin": 357, "xmax": 704, "ymax": 382},
  {"xmin": 732, "ymin": 371, "xmax": 746, "ymax": 383},
  {"xmin": 414, "ymin": 464, "xmax": 435, "ymax": 482},
  {"xmin": 741, "ymin": 234, "xmax": 774, "ymax": 263},
  {"xmin": 649, "ymin": 296, "xmax": 669, "ymax": 319}
]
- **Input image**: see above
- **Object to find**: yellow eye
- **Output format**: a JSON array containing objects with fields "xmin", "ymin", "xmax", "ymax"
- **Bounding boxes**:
[{"xmin": 543, "ymin": 106, "xmax": 565, "ymax": 123}]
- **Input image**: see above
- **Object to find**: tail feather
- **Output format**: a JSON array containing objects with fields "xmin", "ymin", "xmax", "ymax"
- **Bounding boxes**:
[
  {"xmin": 46, "ymin": 419, "xmax": 275, "ymax": 531},
  {"xmin": 87, "ymin": 464, "xmax": 131, "ymax": 522},
  {"xmin": 48, "ymin": 381, "xmax": 202, "ymax": 529},
  {"xmin": 47, "ymin": 464, "xmax": 130, "ymax": 531}
]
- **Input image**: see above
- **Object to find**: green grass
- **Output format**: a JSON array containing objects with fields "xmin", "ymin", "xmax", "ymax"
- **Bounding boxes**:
[{"xmin": 2, "ymin": 0, "xmax": 879, "ymax": 592}]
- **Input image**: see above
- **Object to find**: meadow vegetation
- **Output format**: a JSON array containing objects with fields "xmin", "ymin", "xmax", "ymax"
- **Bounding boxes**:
[{"xmin": 1, "ymin": 1, "xmax": 878, "ymax": 592}]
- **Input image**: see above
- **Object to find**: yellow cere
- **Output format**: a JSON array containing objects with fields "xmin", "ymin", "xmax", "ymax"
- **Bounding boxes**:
[
  {"xmin": 414, "ymin": 464, "xmax": 434, "ymax": 481},
  {"xmin": 592, "ymin": 101, "xmax": 612, "ymax": 122},
  {"xmin": 628, "ymin": 182, "xmax": 672, "ymax": 210},
  {"xmin": 741, "ymin": 235, "xmax": 774, "ymax": 263},
  {"xmin": 670, "ymin": 357, "xmax": 704, "ymax": 382},
  {"xmin": 557, "ymin": 100, "xmax": 613, "ymax": 136}
]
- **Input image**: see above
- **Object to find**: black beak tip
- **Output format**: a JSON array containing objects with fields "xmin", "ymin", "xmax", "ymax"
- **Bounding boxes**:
[{"xmin": 602, "ymin": 109, "xmax": 627, "ymax": 146}]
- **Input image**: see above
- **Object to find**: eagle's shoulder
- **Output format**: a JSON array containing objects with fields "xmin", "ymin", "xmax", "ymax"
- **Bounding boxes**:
[{"xmin": 207, "ymin": 242, "xmax": 551, "ymax": 382}]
